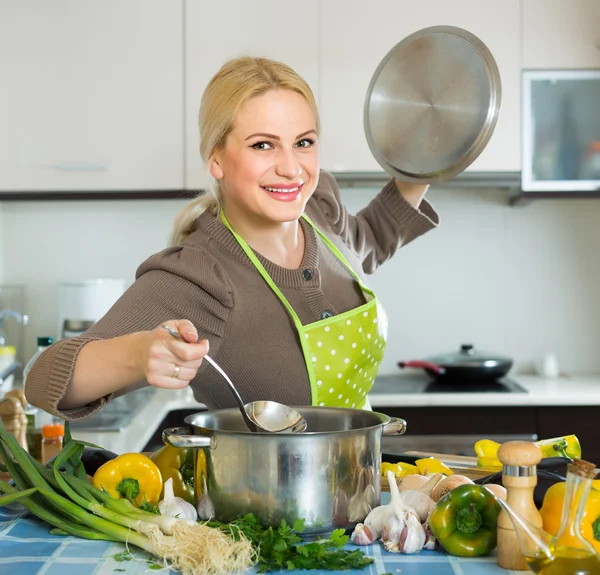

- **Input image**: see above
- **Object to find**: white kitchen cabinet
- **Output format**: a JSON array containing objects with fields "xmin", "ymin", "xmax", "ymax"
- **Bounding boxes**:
[
  {"xmin": 319, "ymin": 0, "xmax": 521, "ymax": 174},
  {"xmin": 184, "ymin": 0, "xmax": 320, "ymax": 190},
  {"xmin": 0, "ymin": 1, "xmax": 184, "ymax": 192},
  {"xmin": 523, "ymin": 0, "xmax": 600, "ymax": 69}
]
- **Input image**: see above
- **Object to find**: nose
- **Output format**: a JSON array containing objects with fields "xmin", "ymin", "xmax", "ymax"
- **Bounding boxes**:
[{"xmin": 275, "ymin": 147, "xmax": 302, "ymax": 180}]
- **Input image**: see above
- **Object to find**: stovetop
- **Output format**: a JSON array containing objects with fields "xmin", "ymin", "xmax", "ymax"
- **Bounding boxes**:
[{"xmin": 371, "ymin": 374, "xmax": 527, "ymax": 394}]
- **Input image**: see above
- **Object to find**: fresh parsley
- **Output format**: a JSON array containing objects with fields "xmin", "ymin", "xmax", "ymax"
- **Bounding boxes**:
[{"xmin": 209, "ymin": 513, "xmax": 373, "ymax": 572}]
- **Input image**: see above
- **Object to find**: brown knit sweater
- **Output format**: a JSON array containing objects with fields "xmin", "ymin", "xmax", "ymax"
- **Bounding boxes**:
[{"xmin": 25, "ymin": 171, "xmax": 439, "ymax": 421}]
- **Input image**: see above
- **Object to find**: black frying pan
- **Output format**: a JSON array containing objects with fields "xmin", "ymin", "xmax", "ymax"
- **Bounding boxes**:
[{"xmin": 398, "ymin": 344, "xmax": 513, "ymax": 382}]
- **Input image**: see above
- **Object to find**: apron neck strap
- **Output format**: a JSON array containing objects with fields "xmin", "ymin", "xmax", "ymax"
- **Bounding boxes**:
[{"xmin": 220, "ymin": 209, "xmax": 304, "ymax": 329}]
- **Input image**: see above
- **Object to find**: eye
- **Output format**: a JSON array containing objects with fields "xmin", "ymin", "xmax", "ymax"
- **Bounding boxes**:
[
  {"xmin": 296, "ymin": 138, "xmax": 316, "ymax": 149},
  {"xmin": 251, "ymin": 141, "xmax": 273, "ymax": 151}
]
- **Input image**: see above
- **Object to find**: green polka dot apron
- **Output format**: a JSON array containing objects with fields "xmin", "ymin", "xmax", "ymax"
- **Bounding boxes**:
[{"xmin": 221, "ymin": 210, "xmax": 388, "ymax": 409}]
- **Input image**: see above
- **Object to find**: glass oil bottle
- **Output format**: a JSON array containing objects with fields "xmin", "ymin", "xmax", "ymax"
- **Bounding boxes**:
[{"xmin": 496, "ymin": 458, "xmax": 600, "ymax": 575}]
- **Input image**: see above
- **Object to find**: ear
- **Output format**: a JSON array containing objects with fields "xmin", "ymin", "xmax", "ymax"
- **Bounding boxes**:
[{"xmin": 209, "ymin": 154, "xmax": 224, "ymax": 180}]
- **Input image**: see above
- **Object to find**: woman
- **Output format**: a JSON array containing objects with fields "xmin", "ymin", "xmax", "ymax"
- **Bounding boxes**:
[{"xmin": 24, "ymin": 57, "xmax": 439, "ymax": 421}]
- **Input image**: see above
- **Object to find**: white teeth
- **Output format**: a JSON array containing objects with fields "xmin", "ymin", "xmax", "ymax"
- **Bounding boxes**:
[{"xmin": 262, "ymin": 185, "xmax": 300, "ymax": 193}]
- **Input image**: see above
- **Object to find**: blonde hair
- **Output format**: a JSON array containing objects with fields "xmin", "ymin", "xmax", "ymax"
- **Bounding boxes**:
[{"xmin": 169, "ymin": 57, "xmax": 320, "ymax": 246}]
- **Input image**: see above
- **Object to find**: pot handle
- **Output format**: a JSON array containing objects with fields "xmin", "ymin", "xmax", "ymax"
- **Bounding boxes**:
[
  {"xmin": 382, "ymin": 417, "xmax": 407, "ymax": 436},
  {"xmin": 398, "ymin": 360, "xmax": 446, "ymax": 375},
  {"xmin": 162, "ymin": 426, "xmax": 212, "ymax": 449}
]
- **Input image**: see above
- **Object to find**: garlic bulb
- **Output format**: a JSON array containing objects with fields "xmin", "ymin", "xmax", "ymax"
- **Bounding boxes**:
[
  {"xmin": 158, "ymin": 478, "xmax": 198, "ymax": 521},
  {"xmin": 364, "ymin": 503, "xmax": 394, "ymax": 537},
  {"xmin": 381, "ymin": 470, "xmax": 426, "ymax": 554},
  {"xmin": 399, "ymin": 489, "xmax": 435, "ymax": 523}
]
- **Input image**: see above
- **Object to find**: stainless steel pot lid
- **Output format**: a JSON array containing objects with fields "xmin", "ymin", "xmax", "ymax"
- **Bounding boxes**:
[{"xmin": 364, "ymin": 25, "xmax": 502, "ymax": 184}]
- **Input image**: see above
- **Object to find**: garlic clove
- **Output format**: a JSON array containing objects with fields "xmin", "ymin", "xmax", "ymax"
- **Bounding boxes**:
[
  {"xmin": 382, "ymin": 513, "xmax": 406, "ymax": 552},
  {"xmin": 422, "ymin": 521, "xmax": 437, "ymax": 550},
  {"xmin": 398, "ymin": 512, "xmax": 426, "ymax": 554},
  {"xmin": 350, "ymin": 522, "xmax": 378, "ymax": 545}
]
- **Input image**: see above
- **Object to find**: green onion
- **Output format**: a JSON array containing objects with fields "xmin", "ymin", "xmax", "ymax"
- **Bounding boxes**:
[
  {"xmin": 0, "ymin": 480, "xmax": 119, "ymax": 541},
  {"xmin": 0, "ymin": 419, "xmax": 256, "ymax": 575}
]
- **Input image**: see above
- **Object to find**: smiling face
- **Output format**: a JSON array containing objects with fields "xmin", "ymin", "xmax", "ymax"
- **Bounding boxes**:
[{"xmin": 209, "ymin": 89, "xmax": 319, "ymax": 226}]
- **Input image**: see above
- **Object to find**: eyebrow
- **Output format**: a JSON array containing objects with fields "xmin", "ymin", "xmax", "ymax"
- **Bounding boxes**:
[{"xmin": 245, "ymin": 129, "xmax": 317, "ymax": 141}]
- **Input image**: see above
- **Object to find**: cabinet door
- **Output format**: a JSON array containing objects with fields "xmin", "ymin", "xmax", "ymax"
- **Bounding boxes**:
[
  {"xmin": 184, "ymin": 0, "xmax": 320, "ymax": 190},
  {"xmin": 0, "ymin": 1, "xmax": 184, "ymax": 192},
  {"xmin": 523, "ymin": 0, "xmax": 600, "ymax": 69},
  {"xmin": 320, "ymin": 0, "xmax": 521, "ymax": 174}
]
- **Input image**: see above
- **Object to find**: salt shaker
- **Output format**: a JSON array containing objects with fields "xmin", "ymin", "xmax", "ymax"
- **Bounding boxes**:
[{"xmin": 496, "ymin": 441, "xmax": 543, "ymax": 571}]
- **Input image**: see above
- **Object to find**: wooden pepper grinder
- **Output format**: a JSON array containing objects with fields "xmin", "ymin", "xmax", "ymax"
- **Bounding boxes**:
[{"xmin": 496, "ymin": 440, "xmax": 543, "ymax": 570}]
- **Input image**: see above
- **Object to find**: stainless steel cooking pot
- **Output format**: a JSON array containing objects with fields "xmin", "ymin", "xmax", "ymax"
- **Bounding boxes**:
[
  {"xmin": 364, "ymin": 25, "xmax": 502, "ymax": 184},
  {"xmin": 398, "ymin": 343, "xmax": 513, "ymax": 382},
  {"xmin": 163, "ymin": 406, "xmax": 406, "ymax": 536}
]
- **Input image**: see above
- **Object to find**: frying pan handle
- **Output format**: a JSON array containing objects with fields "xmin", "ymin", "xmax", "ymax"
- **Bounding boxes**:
[
  {"xmin": 382, "ymin": 417, "xmax": 407, "ymax": 436},
  {"xmin": 162, "ymin": 426, "xmax": 212, "ymax": 449},
  {"xmin": 398, "ymin": 360, "xmax": 446, "ymax": 375}
]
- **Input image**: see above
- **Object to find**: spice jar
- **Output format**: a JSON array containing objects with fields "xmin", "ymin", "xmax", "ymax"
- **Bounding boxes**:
[{"xmin": 41, "ymin": 423, "xmax": 64, "ymax": 464}]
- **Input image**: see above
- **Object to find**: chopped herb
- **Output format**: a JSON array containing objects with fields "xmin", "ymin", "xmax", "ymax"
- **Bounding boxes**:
[
  {"xmin": 209, "ymin": 513, "xmax": 374, "ymax": 572},
  {"xmin": 111, "ymin": 550, "xmax": 133, "ymax": 562}
]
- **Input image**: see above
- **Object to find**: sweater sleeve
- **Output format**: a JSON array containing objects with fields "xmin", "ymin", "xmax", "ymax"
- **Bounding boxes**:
[
  {"xmin": 310, "ymin": 170, "xmax": 439, "ymax": 274},
  {"xmin": 24, "ymin": 241, "xmax": 234, "ymax": 421}
]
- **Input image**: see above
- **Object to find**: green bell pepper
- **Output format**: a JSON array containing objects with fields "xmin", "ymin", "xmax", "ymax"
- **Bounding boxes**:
[{"xmin": 428, "ymin": 484, "xmax": 501, "ymax": 557}]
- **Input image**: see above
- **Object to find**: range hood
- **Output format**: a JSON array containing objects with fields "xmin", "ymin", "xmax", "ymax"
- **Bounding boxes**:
[{"xmin": 331, "ymin": 171, "xmax": 520, "ymax": 191}]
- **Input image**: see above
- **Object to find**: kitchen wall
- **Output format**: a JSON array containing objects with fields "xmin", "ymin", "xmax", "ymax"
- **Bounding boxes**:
[{"xmin": 2, "ymin": 187, "xmax": 600, "ymax": 376}]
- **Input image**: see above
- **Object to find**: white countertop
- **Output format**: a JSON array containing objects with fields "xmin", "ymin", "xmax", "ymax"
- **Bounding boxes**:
[
  {"xmin": 71, "ymin": 374, "xmax": 600, "ymax": 455},
  {"xmin": 368, "ymin": 374, "xmax": 600, "ymax": 408}
]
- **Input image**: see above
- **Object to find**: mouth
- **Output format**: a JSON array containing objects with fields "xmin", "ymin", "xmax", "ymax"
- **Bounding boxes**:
[{"xmin": 260, "ymin": 183, "xmax": 304, "ymax": 194}]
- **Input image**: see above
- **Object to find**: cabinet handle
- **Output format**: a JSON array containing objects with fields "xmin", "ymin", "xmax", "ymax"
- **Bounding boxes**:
[{"xmin": 53, "ymin": 163, "xmax": 109, "ymax": 172}]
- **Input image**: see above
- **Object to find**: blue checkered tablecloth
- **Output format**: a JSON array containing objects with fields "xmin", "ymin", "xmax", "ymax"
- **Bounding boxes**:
[{"xmin": 0, "ymin": 505, "xmax": 528, "ymax": 575}]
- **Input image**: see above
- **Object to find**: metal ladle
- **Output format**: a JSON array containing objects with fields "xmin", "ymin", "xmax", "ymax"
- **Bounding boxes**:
[{"xmin": 161, "ymin": 325, "xmax": 307, "ymax": 433}]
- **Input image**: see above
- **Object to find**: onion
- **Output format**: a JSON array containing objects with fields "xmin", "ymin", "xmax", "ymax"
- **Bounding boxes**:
[
  {"xmin": 431, "ymin": 475, "xmax": 474, "ymax": 502},
  {"xmin": 399, "ymin": 474, "xmax": 430, "ymax": 492}
]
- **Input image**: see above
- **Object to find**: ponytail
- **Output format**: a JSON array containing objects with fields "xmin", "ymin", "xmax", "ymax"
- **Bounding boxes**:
[{"xmin": 169, "ymin": 189, "xmax": 220, "ymax": 246}]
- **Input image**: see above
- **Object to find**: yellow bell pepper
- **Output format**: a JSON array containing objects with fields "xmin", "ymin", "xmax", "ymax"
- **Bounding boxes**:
[
  {"xmin": 539, "ymin": 480, "xmax": 600, "ymax": 553},
  {"xmin": 150, "ymin": 445, "xmax": 195, "ymax": 504},
  {"xmin": 474, "ymin": 435, "xmax": 582, "ymax": 468},
  {"xmin": 93, "ymin": 453, "xmax": 163, "ymax": 508},
  {"xmin": 415, "ymin": 458, "xmax": 454, "ymax": 476},
  {"xmin": 536, "ymin": 435, "xmax": 582, "ymax": 460},
  {"xmin": 381, "ymin": 461, "xmax": 419, "ymax": 478}
]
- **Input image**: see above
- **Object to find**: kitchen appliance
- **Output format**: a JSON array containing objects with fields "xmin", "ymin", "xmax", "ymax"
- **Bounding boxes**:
[
  {"xmin": 57, "ymin": 279, "xmax": 125, "ymax": 339},
  {"xmin": 364, "ymin": 25, "xmax": 502, "ymax": 184},
  {"xmin": 372, "ymin": 373, "xmax": 533, "ymax": 461},
  {"xmin": 522, "ymin": 69, "xmax": 600, "ymax": 192},
  {"xmin": 398, "ymin": 343, "xmax": 513, "ymax": 382},
  {"xmin": 373, "ymin": 373, "xmax": 526, "ymax": 395},
  {"xmin": 163, "ymin": 406, "xmax": 407, "ymax": 536}
]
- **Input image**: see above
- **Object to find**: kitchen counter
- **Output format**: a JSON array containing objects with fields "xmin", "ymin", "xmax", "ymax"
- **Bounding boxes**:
[
  {"xmin": 71, "ymin": 374, "xmax": 600, "ymax": 454},
  {"xmin": 0, "ymin": 505, "xmax": 528, "ymax": 575},
  {"xmin": 369, "ymin": 374, "xmax": 600, "ymax": 408}
]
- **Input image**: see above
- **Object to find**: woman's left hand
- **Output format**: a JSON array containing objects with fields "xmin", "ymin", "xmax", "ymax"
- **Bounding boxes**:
[{"xmin": 394, "ymin": 179, "xmax": 429, "ymax": 209}]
